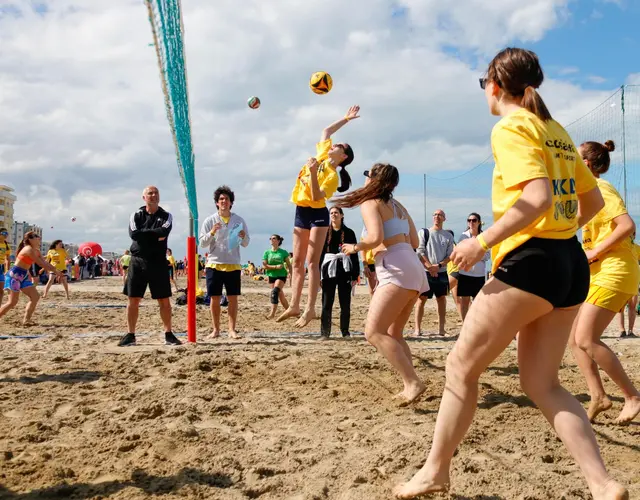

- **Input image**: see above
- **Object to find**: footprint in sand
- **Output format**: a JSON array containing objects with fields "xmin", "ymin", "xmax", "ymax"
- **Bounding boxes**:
[
  {"xmin": 53, "ymin": 402, "xmax": 74, "ymax": 418},
  {"xmin": 3, "ymin": 409, "xmax": 25, "ymax": 419}
]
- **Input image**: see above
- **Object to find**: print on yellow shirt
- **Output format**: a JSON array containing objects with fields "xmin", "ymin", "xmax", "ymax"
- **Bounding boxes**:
[
  {"xmin": 46, "ymin": 248, "xmax": 68, "ymax": 271},
  {"xmin": 490, "ymin": 108, "xmax": 597, "ymax": 273},
  {"xmin": 582, "ymin": 178, "xmax": 640, "ymax": 295},
  {"xmin": 290, "ymin": 139, "xmax": 339, "ymax": 209}
]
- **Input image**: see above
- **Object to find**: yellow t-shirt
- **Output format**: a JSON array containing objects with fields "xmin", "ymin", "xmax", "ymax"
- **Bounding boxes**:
[
  {"xmin": 490, "ymin": 108, "xmax": 597, "ymax": 273},
  {"xmin": 582, "ymin": 178, "xmax": 640, "ymax": 295},
  {"xmin": 0, "ymin": 241, "xmax": 10, "ymax": 265},
  {"xmin": 46, "ymin": 248, "xmax": 68, "ymax": 271},
  {"xmin": 290, "ymin": 139, "xmax": 340, "ymax": 209},
  {"xmin": 167, "ymin": 255, "xmax": 176, "ymax": 269},
  {"xmin": 207, "ymin": 215, "xmax": 242, "ymax": 272},
  {"xmin": 364, "ymin": 249, "xmax": 375, "ymax": 265}
]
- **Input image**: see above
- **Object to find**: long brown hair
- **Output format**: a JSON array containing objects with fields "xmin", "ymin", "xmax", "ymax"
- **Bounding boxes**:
[
  {"xmin": 487, "ymin": 47, "xmax": 552, "ymax": 121},
  {"xmin": 580, "ymin": 140, "xmax": 615, "ymax": 175},
  {"xmin": 333, "ymin": 163, "xmax": 399, "ymax": 209},
  {"xmin": 16, "ymin": 231, "xmax": 40, "ymax": 254}
]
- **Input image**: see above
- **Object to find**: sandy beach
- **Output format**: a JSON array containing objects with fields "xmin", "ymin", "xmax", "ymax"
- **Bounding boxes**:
[{"xmin": 0, "ymin": 276, "xmax": 638, "ymax": 499}]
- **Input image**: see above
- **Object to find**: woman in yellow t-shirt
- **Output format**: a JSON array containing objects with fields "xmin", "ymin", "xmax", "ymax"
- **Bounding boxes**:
[
  {"xmin": 569, "ymin": 140, "xmax": 640, "ymax": 426},
  {"xmin": 43, "ymin": 240, "xmax": 70, "ymax": 300},
  {"xmin": 394, "ymin": 48, "xmax": 627, "ymax": 500},
  {"xmin": 277, "ymin": 105, "xmax": 360, "ymax": 327}
]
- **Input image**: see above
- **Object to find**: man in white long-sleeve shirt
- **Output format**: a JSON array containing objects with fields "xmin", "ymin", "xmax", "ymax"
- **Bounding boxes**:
[{"xmin": 199, "ymin": 186, "xmax": 250, "ymax": 339}]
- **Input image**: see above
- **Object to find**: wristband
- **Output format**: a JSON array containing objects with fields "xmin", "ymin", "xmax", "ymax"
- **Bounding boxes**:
[
  {"xmin": 477, "ymin": 234, "xmax": 490, "ymax": 251},
  {"xmin": 344, "ymin": 115, "xmax": 351, "ymax": 121}
]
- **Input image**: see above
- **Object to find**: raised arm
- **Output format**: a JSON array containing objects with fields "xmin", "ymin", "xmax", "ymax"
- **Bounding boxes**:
[{"xmin": 320, "ymin": 105, "xmax": 360, "ymax": 141}]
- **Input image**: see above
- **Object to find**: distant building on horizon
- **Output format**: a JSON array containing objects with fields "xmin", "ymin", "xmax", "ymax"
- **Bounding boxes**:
[
  {"xmin": 13, "ymin": 221, "xmax": 43, "ymax": 253},
  {"xmin": 0, "ymin": 185, "xmax": 17, "ymax": 243}
]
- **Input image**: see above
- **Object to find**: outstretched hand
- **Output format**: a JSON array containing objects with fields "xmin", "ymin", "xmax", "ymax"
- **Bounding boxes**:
[{"xmin": 345, "ymin": 105, "xmax": 360, "ymax": 121}]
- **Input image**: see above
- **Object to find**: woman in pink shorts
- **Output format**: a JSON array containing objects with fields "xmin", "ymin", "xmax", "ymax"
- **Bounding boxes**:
[{"xmin": 338, "ymin": 163, "xmax": 429, "ymax": 405}]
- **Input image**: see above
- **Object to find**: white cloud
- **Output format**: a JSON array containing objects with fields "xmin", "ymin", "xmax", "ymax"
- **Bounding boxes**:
[{"xmin": 0, "ymin": 0, "xmax": 633, "ymax": 263}]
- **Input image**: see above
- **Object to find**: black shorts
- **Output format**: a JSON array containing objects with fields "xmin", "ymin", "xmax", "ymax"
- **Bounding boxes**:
[
  {"xmin": 493, "ymin": 236, "xmax": 589, "ymax": 308},
  {"xmin": 49, "ymin": 269, "xmax": 68, "ymax": 276},
  {"xmin": 457, "ymin": 274, "xmax": 485, "ymax": 298},
  {"xmin": 123, "ymin": 256, "xmax": 172, "ymax": 299},
  {"xmin": 422, "ymin": 272, "xmax": 449, "ymax": 298},
  {"xmin": 367, "ymin": 263, "xmax": 376, "ymax": 273},
  {"xmin": 122, "ymin": 265, "xmax": 129, "ymax": 270},
  {"xmin": 268, "ymin": 275, "xmax": 287, "ymax": 284},
  {"xmin": 206, "ymin": 268, "xmax": 241, "ymax": 296},
  {"xmin": 449, "ymin": 271, "xmax": 460, "ymax": 280},
  {"xmin": 294, "ymin": 206, "xmax": 330, "ymax": 230}
]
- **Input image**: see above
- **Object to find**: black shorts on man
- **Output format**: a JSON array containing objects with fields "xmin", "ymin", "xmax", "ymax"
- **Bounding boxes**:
[
  {"xmin": 123, "ymin": 256, "xmax": 172, "ymax": 299},
  {"xmin": 422, "ymin": 272, "xmax": 449, "ymax": 298},
  {"xmin": 206, "ymin": 268, "xmax": 241, "ymax": 297}
]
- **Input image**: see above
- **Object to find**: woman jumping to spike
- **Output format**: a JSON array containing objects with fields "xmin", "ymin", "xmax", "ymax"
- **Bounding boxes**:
[
  {"xmin": 264, "ymin": 234, "xmax": 292, "ymax": 319},
  {"xmin": 393, "ymin": 48, "xmax": 627, "ymax": 500},
  {"xmin": 569, "ymin": 139, "xmax": 640, "ymax": 425},
  {"xmin": 0, "ymin": 231, "xmax": 62, "ymax": 326},
  {"xmin": 338, "ymin": 164, "xmax": 429, "ymax": 404},
  {"xmin": 277, "ymin": 105, "xmax": 360, "ymax": 327}
]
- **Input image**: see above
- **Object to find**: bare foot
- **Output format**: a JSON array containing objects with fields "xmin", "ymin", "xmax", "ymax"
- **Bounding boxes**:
[
  {"xmin": 413, "ymin": 330, "xmax": 422, "ymax": 337},
  {"xmin": 229, "ymin": 331, "xmax": 241, "ymax": 339},
  {"xmin": 276, "ymin": 307, "xmax": 300, "ymax": 323},
  {"xmin": 614, "ymin": 395, "xmax": 640, "ymax": 424},
  {"xmin": 206, "ymin": 331, "xmax": 220, "ymax": 340},
  {"xmin": 22, "ymin": 321, "xmax": 37, "ymax": 327},
  {"xmin": 395, "ymin": 382, "xmax": 427, "ymax": 407},
  {"xmin": 265, "ymin": 312, "xmax": 275, "ymax": 320},
  {"xmin": 587, "ymin": 396, "xmax": 613, "ymax": 422},
  {"xmin": 593, "ymin": 479, "xmax": 629, "ymax": 500},
  {"xmin": 294, "ymin": 309, "xmax": 317, "ymax": 328},
  {"xmin": 392, "ymin": 466, "xmax": 449, "ymax": 499}
]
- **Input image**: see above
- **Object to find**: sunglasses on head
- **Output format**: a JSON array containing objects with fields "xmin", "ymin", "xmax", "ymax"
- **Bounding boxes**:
[
  {"xmin": 363, "ymin": 170, "xmax": 370, "ymax": 178},
  {"xmin": 479, "ymin": 78, "xmax": 487, "ymax": 90}
]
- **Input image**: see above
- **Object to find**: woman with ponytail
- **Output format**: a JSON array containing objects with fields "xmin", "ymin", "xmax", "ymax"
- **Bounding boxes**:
[
  {"xmin": 394, "ymin": 48, "xmax": 627, "ymax": 500},
  {"xmin": 278, "ymin": 106, "xmax": 359, "ymax": 328},
  {"xmin": 570, "ymin": 139, "xmax": 640, "ymax": 426},
  {"xmin": 337, "ymin": 163, "xmax": 429, "ymax": 405},
  {"xmin": 0, "ymin": 231, "xmax": 62, "ymax": 326},
  {"xmin": 263, "ymin": 234, "xmax": 291, "ymax": 319}
]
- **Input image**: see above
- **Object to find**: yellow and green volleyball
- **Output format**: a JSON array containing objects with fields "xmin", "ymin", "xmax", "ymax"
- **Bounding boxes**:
[{"xmin": 309, "ymin": 72, "xmax": 333, "ymax": 95}]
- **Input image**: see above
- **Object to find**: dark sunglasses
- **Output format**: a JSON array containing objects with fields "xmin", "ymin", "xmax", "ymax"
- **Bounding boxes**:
[
  {"xmin": 363, "ymin": 170, "xmax": 370, "ymax": 177},
  {"xmin": 479, "ymin": 78, "xmax": 487, "ymax": 90},
  {"xmin": 467, "ymin": 218, "xmax": 479, "ymax": 223},
  {"xmin": 0, "ymin": 231, "xmax": 8, "ymax": 236}
]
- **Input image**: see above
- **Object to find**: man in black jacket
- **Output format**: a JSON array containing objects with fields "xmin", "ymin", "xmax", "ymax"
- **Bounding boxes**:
[{"xmin": 118, "ymin": 186, "xmax": 181, "ymax": 347}]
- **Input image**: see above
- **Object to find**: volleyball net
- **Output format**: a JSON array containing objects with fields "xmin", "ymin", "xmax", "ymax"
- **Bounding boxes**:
[{"xmin": 145, "ymin": 0, "xmax": 199, "ymax": 342}]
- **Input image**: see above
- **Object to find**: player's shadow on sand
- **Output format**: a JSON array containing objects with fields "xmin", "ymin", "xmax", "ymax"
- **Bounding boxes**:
[
  {"xmin": 0, "ymin": 370, "xmax": 102, "ymax": 385},
  {"xmin": 452, "ymin": 496, "xmax": 505, "ymax": 499},
  {"xmin": 0, "ymin": 467, "xmax": 233, "ymax": 499}
]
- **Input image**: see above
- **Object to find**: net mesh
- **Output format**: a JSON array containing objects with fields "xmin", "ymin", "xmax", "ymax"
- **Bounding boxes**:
[
  {"xmin": 425, "ymin": 85, "xmax": 640, "ymax": 224},
  {"xmin": 145, "ymin": 0, "xmax": 198, "ymax": 233}
]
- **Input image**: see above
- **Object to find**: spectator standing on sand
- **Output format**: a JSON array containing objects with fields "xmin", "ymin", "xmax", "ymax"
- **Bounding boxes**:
[
  {"xmin": 199, "ymin": 185, "xmax": 250, "ymax": 339},
  {"xmin": 118, "ymin": 186, "xmax": 180, "ymax": 347}
]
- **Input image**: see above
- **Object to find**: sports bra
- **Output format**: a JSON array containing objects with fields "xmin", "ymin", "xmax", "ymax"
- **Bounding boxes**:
[
  {"xmin": 383, "ymin": 199, "xmax": 410, "ymax": 239},
  {"xmin": 17, "ymin": 252, "xmax": 34, "ymax": 266}
]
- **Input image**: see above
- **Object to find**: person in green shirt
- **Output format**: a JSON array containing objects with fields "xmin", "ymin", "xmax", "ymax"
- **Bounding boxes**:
[
  {"xmin": 120, "ymin": 250, "xmax": 131, "ymax": 285},
  {"xmin": 264, "ymin": 234, "xmax": 292, "ymax": 319}
]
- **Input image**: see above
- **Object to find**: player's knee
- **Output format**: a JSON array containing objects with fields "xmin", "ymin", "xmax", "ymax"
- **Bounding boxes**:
[{"xmin": 270, "ymin": 287, "xmax": 280, "ymax": 305}]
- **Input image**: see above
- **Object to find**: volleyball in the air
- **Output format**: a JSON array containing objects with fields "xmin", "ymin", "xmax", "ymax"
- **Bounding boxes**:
[
  {"xmin": 247, "ymin": 96, "xmax": 261, "ymax": 109},
  {"xmin": 310, "ymin": 72, "xmax": 333, "ymax": 95}
]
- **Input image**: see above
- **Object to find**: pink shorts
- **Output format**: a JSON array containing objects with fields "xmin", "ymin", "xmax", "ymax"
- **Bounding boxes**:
[{"xmin": 375, "ymin": 243, "xmax": 429, "ymax": 294}]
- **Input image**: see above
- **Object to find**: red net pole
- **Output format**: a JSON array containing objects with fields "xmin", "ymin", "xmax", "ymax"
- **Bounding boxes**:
[{"xmin": 186, "ymin": 235, "xmax": 197, "ymax": 343}]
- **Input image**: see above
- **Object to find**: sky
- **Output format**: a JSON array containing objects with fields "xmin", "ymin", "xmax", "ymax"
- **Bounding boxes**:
[{"xmin": 1, "ymin": 0, "xmax": 639, "ymax": 264}]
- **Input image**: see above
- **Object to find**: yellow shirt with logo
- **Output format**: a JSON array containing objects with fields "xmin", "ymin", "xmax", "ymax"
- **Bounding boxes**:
[
  {"xmin": 582, "ymin": 178, "xmax": 640, "ymax": 295},
  {"xmin": 46, "ymin": 248, "xmax": 68, "ymax": 271},
  {"xmin": 291, "ymin": 139, "xmax": 339, "ymax": 209},
  {"xmin": 207, "ymin": 215, "xmax": 242, "ymax": 272},
  {"xmin": 490, "ymin": 108, "xmax": 597, "ymax": 273}
]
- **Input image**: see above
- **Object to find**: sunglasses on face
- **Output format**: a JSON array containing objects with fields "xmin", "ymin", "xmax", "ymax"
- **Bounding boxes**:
[
  {"xmin": 479, "ymin": 78, "xmax": 487, "ymax": 90},
  {"xmin": 468, "ymin": 218, "xmax": 479, "ymax": 223},
  {"xmin": 0, "ymin": 232, "xmax": 7, "ymax": 236}
]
